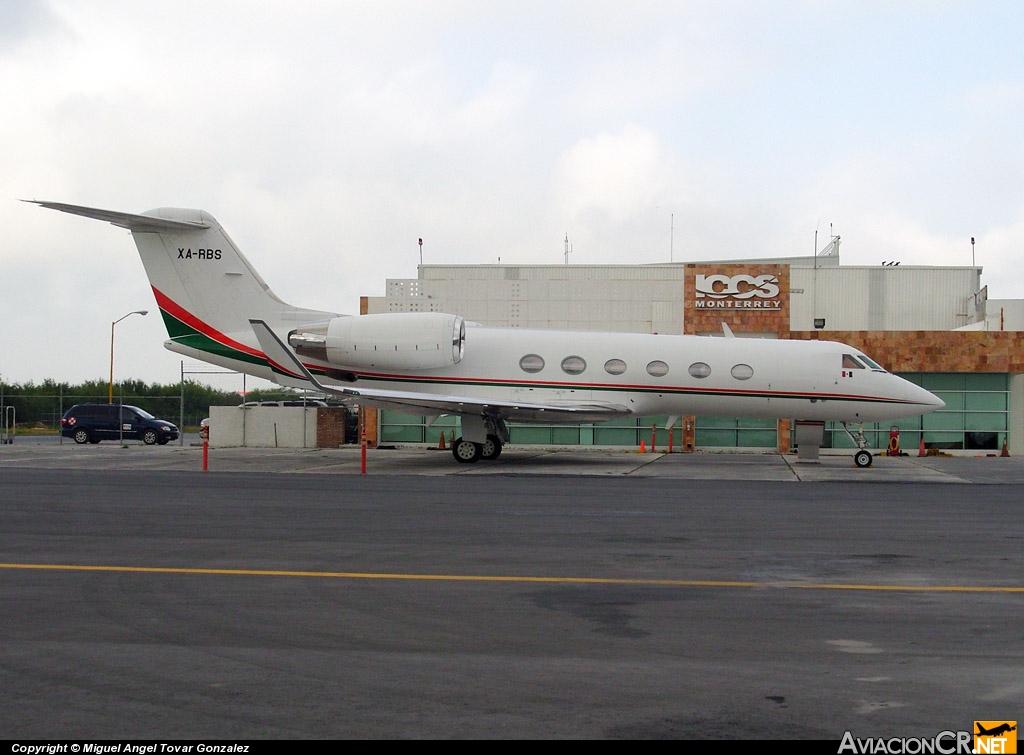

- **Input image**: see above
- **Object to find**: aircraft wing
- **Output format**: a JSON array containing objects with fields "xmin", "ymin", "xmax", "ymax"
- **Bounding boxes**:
[{"xmin": 250, "ymin": 320, "xmax": 632, "ymax": 422}]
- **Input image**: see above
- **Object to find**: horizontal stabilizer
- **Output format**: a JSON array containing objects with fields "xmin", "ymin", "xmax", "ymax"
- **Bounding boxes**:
[{"xmin": 27, "ymin": 200, "xmax": 209, "ymax": 232}]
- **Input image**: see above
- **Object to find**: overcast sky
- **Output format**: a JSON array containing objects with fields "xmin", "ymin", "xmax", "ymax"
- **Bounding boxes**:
[{"xmin": 3, "ymin": 0, "xmax": 1023, "ymax": 389}]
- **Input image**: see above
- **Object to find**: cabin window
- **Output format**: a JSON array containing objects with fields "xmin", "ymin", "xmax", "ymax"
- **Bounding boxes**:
[
  {"xmin": 843, "ymin": 354, "xmax": 865, "ymax": 369},
  {"xmin": 519, "ymin": 354, "xmax": 545, "ymax": 373},
  {"xmin": 688, "ymin": 362, "xmax": 711, "ymax": 379},
  {"xmin": 731, "ymin": 364, "xmax": 754, "ymax": 381},
  {"xmin": 561, "ymin": 355, "xmax": 587, "ymax": 375},
  {"xmin": 646, "ymin": 360, "xmax": 669, "ymax": 377},
  {"xmin": 604, "ymin": 359, "xmax": 627, "ymax": 375}
]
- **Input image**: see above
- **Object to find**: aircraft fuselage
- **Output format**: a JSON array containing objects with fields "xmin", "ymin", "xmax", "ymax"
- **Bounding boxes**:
[{"xmin": 168, "ymin": 323, "xmax": 941, "ymax": 424}]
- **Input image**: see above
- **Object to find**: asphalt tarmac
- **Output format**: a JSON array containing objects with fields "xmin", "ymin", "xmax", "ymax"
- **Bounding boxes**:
[
  {"xmin": 1, "ymin": 442, "xmax": 1022, "ymax": 739},
  {"xmin": 6, "ymin": 437, "xmax": 1024, "ymax": 481}
]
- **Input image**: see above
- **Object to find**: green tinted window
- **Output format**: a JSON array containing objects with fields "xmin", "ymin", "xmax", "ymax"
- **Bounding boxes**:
[
  {"xmin": 923, "ymin": 412, "xmax": 963, "ymax": 432},
  {"xmin": 921, "ymin": 374, "xmax": 965, "ymax": 391},
  {"xmin": 965, "ymin": 413, "xmax": 1007, "ymax": 432},
  {"xmin": 968, "ymin": 374, "xmax": 1008, "ymax": 391},
  {"xmin": 965, "ymin": 392, "xmax": 1006, "ymax": 412},
  {"xmin": 933, "ymin": 393, "xmax": 963, "ymax": 411}
]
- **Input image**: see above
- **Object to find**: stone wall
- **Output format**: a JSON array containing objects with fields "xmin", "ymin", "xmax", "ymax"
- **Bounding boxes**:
[
  {"xmin": 684, "ymin": 263, "xmax": 790, "ymax": 336},
  {"xmin": 788, "ymin": 330, "xmax": 1024, "ymax": 373}
]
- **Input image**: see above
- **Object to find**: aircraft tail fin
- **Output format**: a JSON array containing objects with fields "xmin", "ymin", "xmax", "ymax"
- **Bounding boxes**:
[{"xmin": 30, "ymin": 201, "xmax": 339, "ymax": 370}]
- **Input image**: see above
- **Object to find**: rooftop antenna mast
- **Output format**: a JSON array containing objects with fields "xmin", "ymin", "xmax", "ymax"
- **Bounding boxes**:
[
  {"xmin": 814, "ymin": 221, "xmax": 819, "ymax": 270},
  {"xmin": 670, "ymin": 213, "xmax": 674, "ymax": 262},
  {"xmin": 564, "ymin": 233, "xmax": 573, "ymax": 264}
]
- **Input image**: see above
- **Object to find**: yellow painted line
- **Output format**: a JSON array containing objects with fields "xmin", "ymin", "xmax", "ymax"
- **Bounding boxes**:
[{"xmin": 1, "ymin": 563, "xmax": 1023, "ymax": 593}]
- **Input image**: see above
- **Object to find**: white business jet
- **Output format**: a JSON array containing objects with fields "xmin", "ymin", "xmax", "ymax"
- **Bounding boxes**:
[{"xmin": 32, "ymin": 201, "xmax": 943, "ymax": 466}]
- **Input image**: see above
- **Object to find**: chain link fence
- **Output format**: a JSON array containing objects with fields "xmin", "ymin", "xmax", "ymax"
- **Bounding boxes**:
[{"xmin": 1, "ymin": 394, "xmax": 222, "ymax": 431}]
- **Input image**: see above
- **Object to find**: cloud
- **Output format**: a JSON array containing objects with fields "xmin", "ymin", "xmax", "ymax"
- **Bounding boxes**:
[
  {"xmin": 552, "ymin": 124, "xmax": 675, "ymax": 230},
  {"xmin": 4, "ymin": 1, "xmax": 1024, "ymax": 384}
]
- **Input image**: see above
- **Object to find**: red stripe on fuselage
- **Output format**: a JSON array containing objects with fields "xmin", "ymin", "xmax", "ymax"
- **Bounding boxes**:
[
  {"xmin": 345, "ymin": 370, "xmax": 917, "ymax": 405},
  {"xmin": 152, "ymin": 286, "xmax": 263, "ymax": 358}
]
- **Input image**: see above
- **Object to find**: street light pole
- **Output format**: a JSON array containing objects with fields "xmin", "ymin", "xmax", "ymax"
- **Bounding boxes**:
[{"xmin": 109, "ymin": 310, "xmax": 148, "ymax": 403}]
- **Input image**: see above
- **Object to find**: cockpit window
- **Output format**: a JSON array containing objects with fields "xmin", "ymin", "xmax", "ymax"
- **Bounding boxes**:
[
  {"xmin": 843, "ymin": 354, "xmax": 866, "ymax": 369},
  {"xmin": 857, "ymin": 353, "xmax": 887, "ymax": 372}
]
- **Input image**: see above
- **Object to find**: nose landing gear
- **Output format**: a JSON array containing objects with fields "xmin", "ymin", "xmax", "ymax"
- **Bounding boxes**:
[
  {"xmin": 853, "ymin": 449, "xmax": 872, "ymax": 468},
  {"xmin": 842, "ymin": 422, "xmax": 873, "ymax": 468}
]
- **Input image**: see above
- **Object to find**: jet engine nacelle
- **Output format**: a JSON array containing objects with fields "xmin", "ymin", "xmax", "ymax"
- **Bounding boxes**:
[{"xmin": 289, "ymin": 312, "xmax": 465, "ymax": 371}]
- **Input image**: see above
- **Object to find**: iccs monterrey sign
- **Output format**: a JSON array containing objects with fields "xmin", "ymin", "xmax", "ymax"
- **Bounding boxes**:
[{"xmin": 694, "ymin": 273, "xmax": 782, "ymax": 309}]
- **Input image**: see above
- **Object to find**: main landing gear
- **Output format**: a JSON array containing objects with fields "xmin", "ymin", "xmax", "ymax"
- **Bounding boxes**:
[
  {"xmin": 842, "ymin": 422, "xmax": 873, "ymax": 468},
  {"xmin": 451, "ymin": 434, "xmax": 503, "ymax": 464}
]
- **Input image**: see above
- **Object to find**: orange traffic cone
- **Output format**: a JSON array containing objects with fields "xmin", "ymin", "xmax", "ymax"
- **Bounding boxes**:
[
  {"xmin": 639, "ymin": 440, "xmax": 646, "ymax": 453},
  {"xmin": 438, "ymin": 432, "xmax": 447, "ymax": 450},
  {"xmin": 918, "ymin": 437, "xmax": 926, "ymax": 457},
  {"xmin": 1001, "ymin": 438, "xmax": 1010, "ymax": 457}
]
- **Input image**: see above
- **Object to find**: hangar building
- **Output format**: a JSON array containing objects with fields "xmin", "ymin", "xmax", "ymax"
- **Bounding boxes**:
[{"xmin": 362, "ymin": 243, "xmax": 1024, "ymax": 454}]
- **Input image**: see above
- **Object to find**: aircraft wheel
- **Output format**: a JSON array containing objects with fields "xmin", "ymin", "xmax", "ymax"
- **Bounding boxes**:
[
  {"xmin": 480, "ymin": 434, "xmax": 503, "ymax": 460},
  {"xmin": 452, "ymin": 437, "xmax": 481, "ymax": 464},
  {"xmin": 73, "ymin": 428, "xmax": 91, "ymax": 445},
  {"xmin": 854, "ymin": 450, "xmax": 872, "ymax": 468}
]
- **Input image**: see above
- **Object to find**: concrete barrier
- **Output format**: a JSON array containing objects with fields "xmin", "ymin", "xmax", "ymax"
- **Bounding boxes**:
[{"xmin": 208, "ymin": 406, "xmax": 318, "ymax": 448}]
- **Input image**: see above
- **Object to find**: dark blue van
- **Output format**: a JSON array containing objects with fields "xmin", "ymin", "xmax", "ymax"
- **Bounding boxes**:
[{"xmin": 61, "ymin": 403, "xmax": 179, "ymax": 445}]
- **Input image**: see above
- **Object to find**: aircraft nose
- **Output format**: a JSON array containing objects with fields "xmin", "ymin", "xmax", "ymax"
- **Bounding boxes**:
[{"xmin": 913, "ymin": 384, "xmax": 944, "ymax": 412}]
